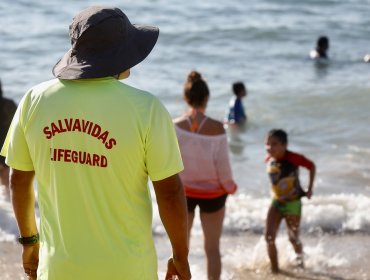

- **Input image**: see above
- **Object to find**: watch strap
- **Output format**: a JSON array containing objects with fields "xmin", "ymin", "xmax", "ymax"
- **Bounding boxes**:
[{"xmin": 18, "ymin": 233, "xmax": 39, "ymax": 245}]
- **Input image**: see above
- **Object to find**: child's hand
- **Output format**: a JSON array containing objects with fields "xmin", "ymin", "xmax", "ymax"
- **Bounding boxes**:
[{"xmin": 306, "ymin": 190, "xmax": 313, "ymax": 199}]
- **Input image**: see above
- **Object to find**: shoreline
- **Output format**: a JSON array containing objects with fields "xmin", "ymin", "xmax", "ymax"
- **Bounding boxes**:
[
  {"xmin": 3, "ymin": 233, "xmax": 368, "ymax": 280},
  {"xmin": 170, "ymin": 232, "xmax": 370, "ymax": 280},
  {"xmin": 0, "ymin": 242, "xmax": 25, "ymax": 280}
]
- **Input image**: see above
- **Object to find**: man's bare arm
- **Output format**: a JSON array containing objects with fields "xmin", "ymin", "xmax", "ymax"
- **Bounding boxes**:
[
  {"xmin": 10, "ymin": 168, "xmax": 39, "ymax": 279},
  {"xmin": 10, "ymin": 168, "xmax": 37, "ymax": 236},
  {"xmin": 153, "ymin": 174, "xmax": 191, "ymax": 280}
]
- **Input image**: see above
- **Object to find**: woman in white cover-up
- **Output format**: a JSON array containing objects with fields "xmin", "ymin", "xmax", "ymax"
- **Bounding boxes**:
[{"xmin": 174, "ymin": 70, "xmax": 237, "ymax": 280}]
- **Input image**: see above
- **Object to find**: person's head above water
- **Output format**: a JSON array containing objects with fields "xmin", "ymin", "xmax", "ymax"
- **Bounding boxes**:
[
  {"xmin": 310, "ymin": 36, "xmax": 329, "ymax": 59},
  {"xmin": 317, "ymin": 36, "xmax": 329, "ymax": 54},
  {"xmin": 232, "ymin": 82, "xmax": 247, "ymax": 98},
  {"xmin": 317, "ymin": 36, "xmax": 329, "ymax": 49}
]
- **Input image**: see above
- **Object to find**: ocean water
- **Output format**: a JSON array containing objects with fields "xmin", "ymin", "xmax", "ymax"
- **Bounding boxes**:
[{"xmin": 1, "ymin": 0, "xmax": 370, "ymax": 279}]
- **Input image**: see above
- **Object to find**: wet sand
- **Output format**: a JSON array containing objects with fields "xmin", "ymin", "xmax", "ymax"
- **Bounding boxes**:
[
  {"xmin": 2, "ymin": 233, "xmax": 370, "ymax": 280},
  {"xmin": 157, "ymin": 233, "xmax": 370, "ymax": 280},
  {"xmin": 0, "ymin": 242, "xmax": 26, "ymax": 280}
]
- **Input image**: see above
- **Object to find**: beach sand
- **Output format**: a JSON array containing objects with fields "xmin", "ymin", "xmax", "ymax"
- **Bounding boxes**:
[
  {"xmin": 1, "ymin": 242, "xmax": 26, "ymax": 280},
  {"xmin": 2, "ymin": 234, "xmax": 369, "ymax": 280}
]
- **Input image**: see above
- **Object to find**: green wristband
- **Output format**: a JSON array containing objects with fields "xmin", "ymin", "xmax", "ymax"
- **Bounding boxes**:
[{"xmin": 18, "ymin": 233, "xmax": 39, "ymax": 245}]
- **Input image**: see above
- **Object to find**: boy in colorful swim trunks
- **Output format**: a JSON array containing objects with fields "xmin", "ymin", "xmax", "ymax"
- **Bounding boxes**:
[{"xmin": 264, "ymin": 129, "xmax": 316, "ymax": 274}]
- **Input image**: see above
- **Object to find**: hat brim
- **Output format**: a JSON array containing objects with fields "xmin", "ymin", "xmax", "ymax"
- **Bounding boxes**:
[{"xmin": 52, "ymin": 24, "xmax": 159, "ymax": 80}]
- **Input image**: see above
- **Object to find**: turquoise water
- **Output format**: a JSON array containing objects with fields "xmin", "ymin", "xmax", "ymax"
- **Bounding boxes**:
[{"xmin": 1, "ymin": 0, "xmax": 370, "ymax": 278}]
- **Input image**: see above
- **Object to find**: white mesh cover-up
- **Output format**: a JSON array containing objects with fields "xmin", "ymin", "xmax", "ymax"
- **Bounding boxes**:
[{"xmin": 175, "ymin": 126, "xmax": 237, "ymax": 198}]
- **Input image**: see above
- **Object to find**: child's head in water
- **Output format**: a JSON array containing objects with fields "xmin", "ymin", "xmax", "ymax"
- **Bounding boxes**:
[
  {"xmin": 232, "ymin": 82, "xmax": 247, "ymax": 98},
  {"xmin": 265, "ymin": 129, "xmax": 288, "ymax": 160},
  {"xmin": 317, "ymin": 36, "xmax": 329, "ymax": 51},
  {"xmin": 310, "ymin": 36, "xmax": 329, "ymax": 59},
  {"xmin": 314, "ymin": 36, "xmax": 329, "ymax": 58}
]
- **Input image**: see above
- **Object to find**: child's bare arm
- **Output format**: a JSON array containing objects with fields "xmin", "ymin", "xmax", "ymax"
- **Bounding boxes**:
[{"xmin": 306, "ymin": 163, "xmax": 316, "ymax": 199}]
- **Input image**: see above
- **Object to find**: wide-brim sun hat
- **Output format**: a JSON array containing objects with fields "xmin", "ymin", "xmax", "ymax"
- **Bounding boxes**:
[{"xmin": 52, "ymin": 6, "xmax": 159, "ymax": 80}]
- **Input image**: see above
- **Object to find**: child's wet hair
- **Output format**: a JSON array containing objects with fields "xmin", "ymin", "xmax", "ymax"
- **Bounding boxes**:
[
  {"xmin": 317, "ymin": 36, "xmax": 329, "ymax": 48},
  {"xmin": 232, "ymin": 82, "xmax": 245, "ymax": 96},
  {"xmin": 267, "ymin": 129, "xmax": 288, "ymax": 145},
  {"xmin": 184, "ymin": 71, "xmax": 209, "ymax": 107}
]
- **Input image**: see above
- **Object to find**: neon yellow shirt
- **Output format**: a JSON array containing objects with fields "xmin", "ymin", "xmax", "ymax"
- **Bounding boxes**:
[{"xmin": 1, "ymin": 77, "xmax": 183, "ymax": 280}]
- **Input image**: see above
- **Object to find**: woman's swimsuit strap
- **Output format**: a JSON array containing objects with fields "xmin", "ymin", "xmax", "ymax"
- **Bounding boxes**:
[{"xmin": 187, "ymin": 116, "xmax": 208, "ymax": 133}]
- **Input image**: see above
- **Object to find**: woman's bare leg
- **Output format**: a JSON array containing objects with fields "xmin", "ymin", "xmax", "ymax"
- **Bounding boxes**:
[
  {"xmin": 0, "ymin": 165, "xmax": 10, "ymax": 199},
  {"xmin": 200, "ymin": 207, "xmax": 225, "ymax": 280},
  {"xmin": 0, "ymin": 165, "xmax": 10, "ymax": 187},
  {"xmin": 187, "ymin": 211, "xmax": 195, "ymax": 245}
]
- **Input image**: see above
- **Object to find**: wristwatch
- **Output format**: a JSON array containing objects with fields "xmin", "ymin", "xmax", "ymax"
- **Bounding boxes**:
[{"xmin": 17, "ymin": 233, "xmax": 39, "ymax": 245}]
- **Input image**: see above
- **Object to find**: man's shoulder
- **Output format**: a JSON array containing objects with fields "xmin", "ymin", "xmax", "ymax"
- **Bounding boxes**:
[
  {"xmin": 25, "ymin": 79, "xmax": 61, "ymax": 97},
  {"xmin": 33, "ymin": 78, "xmax": 60, "ymax": 89},
  {"xmin": 117, "ymin": 84, "xmax": 168, "ymax": 117},
  {"xmin": 119, "ymin": 82, "xmax": 158, "ymax": 102}
]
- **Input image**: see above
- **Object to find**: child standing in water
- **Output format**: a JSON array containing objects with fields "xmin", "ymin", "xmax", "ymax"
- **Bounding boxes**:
[
  {"xmin": 264, "ymin": 129, "xmax": 316, "ymax": 273},
  {"xmin": 226, "ymin": 81, "xmax": 247, "ymax": 125},
  {"xmin": 310, "ymin": 36, "xmax": 329, "ymax": 59}
]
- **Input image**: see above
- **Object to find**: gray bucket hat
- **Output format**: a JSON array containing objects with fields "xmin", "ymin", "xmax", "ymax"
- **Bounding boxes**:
[{"xmin": 52, "ymin": 6, "xmax": 159, "ymax": 80}]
